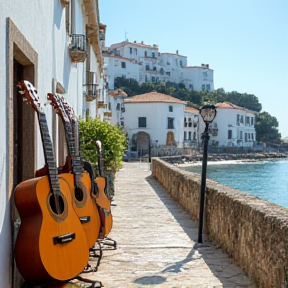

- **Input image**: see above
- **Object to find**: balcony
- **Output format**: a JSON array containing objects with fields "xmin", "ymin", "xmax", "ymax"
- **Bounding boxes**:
[
  {"xmin": 84, "ymin": 71, "xmax": 98, "ymax": 101},
  {"xmin": 104, "ymin": 112, "xmax": 112, "ymax": 117},
  {"xmin": 209, "ymin": 128, "xmax": 218, "ymax": 136},
  {"xmin": 97, "ymin": 101, "xmax": 106, "ymax": 109},
  {"xmin": 84, "ymin": 84, "xmax": 98, "ymax": 101},
  {"xmin": 60, "ymin": 0, "xmax": 69, "ymax": 6},
  {"xmin": 69, "ymin": 34, "xmax": 87, "ymax": 63}
]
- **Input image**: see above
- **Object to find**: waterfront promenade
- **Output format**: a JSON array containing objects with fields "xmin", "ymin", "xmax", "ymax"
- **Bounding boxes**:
[{"xmin": 77, "ymin": 162, "xmax": 255, "ymax": 288}]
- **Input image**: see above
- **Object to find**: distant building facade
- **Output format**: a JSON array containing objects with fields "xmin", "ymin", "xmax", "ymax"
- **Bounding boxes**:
[
  {"xmin": 199, "ymin": 102, "xmax": 257, "ymax": 148},
  {"xmin": 103, "ymin": 41, "xmax": 214, "ymax": 92},
  {"xmin": 123, "ymin": 92, "xmax": 186, "ymax": 152}
]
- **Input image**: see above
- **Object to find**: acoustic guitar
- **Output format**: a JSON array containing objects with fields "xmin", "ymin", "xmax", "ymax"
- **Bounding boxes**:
[
  {"xmin": 94, "ymin": 140, "xmax": 113, "ymax": 237},
  {"xmin": 14, "ymin": 80, "xmax": 89, "ymax": 285},
  {"xmin": 61, "ymin": 97, "xmax": 113, "ymax": 238},
  {"xmin": 47, "ymin": 93, "xmax": 101, "ymax": 249}
]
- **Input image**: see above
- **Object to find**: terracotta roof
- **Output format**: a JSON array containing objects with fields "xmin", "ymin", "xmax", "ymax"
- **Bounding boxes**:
[
  {"xmin": 184, "ymin": 106, "xmax": 199, "ymax": 114},
  {"xmin": 103, "ymin": 54, "xmax": 136, "ymax": 63},
  {"xmin": 109, "ymin": 89, "xmax": 127, "ymax": 97},
  {"xmin": 124, "ymin": 92, "xmax": 186, "ymax": 104},
  {"xmin": 216, "ymin": 102, "xmax": 255, "ymax": 113}
]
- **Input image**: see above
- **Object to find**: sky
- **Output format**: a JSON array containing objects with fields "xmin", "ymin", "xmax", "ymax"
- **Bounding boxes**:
[{"xmin": 99, "ymin": 0, "xmax": 288, "ymax": 138}]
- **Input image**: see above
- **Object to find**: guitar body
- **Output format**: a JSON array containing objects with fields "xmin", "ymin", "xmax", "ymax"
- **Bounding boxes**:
[
  {"xmin": 60, "ymin": 171, "xmax": 101, "ymax": 248},
  {"xmin": 95, "ymin": 176, "xmax": 113, "ymax": 237},
  {"xmin": 14, "ymin": 174, "xmax": 89, "ymax": 285}
]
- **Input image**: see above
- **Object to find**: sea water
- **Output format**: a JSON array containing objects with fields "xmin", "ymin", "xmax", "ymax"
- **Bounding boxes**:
[{"xmin": 180, "ymin": 159, "xmax": 288, "ymax": 208}]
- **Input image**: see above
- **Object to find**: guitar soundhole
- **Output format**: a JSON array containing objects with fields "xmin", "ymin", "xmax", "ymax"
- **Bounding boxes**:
[
  {"xmin": 75, "ymin": 186, "xmax": 84, "ymax": 202},
  {"xmin": 49, "ymin": 194, "xmax": 65, "ymax": 215}
]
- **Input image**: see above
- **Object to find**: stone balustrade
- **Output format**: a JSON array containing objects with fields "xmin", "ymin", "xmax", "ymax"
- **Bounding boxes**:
[{"xmin": 151, "ymin": 157, "xmax": 288, "ymax": 288}]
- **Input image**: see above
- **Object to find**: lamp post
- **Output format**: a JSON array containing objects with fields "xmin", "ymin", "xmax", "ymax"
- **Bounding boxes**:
[{"xmin": 198, "ymin": 104, "xmax": 217, "ymax": 243}]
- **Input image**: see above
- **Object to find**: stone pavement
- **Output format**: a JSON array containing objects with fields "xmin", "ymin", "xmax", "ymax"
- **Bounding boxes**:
[{"xmin": 78, "ymin": 162, "xmax": 256, "ymax": 288}]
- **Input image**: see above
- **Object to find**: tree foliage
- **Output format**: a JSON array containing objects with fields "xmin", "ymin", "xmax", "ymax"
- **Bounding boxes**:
[
  {"xmin": 79, "ymin": 117, "xmax": 128, "ymax": 174},
  {"xmin": 255, "ymin": 112, "xmax": 281, "ymax": 143},
  {"xmin": 114, "ymin": 76, "xmax": 280, "ymax": 143}
]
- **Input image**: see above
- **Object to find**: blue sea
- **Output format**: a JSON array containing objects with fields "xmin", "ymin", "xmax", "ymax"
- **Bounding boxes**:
[{"xmin": 180, "ymin": 159, "xmax": 288, "ymax": 208}]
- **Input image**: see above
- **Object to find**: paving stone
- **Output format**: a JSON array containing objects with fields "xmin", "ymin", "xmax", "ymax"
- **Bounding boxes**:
[{"xmin": 79, "ymin": 162, "xmax": 255, "ymax": 288}]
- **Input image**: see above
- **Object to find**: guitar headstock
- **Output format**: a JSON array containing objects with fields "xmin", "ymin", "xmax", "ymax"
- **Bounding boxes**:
[
  {"xmin": 47, "ymin": 93, "xmax": 69, "ymax": 122},
  {"xmin": 18, "ymin": 80, "xmax": 42, "ymax": 112}
]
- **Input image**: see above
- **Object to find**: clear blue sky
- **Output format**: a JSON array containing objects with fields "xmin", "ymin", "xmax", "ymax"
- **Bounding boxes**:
[{"xmin": 99, "ymin": 0, "xmax": 288, "ymax": 138}]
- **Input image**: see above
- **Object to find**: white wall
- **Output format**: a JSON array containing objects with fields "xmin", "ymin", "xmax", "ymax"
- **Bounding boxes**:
[
  {"xmin": 123, "ymin": 102, "xmax": 185, "ymax": 147},
  {"xmin": 0, "ymin": 0, "xmax": 92, "ymax": 286}
]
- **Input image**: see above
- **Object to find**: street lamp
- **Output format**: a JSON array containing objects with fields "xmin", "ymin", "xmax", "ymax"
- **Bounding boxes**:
[{"xmin": 198, "ymin": 104, "xmax": 217, "ymax": 243}]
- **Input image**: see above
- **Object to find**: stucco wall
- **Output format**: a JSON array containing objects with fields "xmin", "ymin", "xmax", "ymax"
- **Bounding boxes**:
[{"xmin": 151, "ymin": 157, "xmax": 288, "ymax": 288}]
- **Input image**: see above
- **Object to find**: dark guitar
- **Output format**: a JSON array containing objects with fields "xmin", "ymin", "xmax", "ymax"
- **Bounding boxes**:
[
  {"xmin": 14, "ymin": 80, "xmax": 89, "ymax": 284},
  {"xmin": 47, "ymin": 93, "xmax": 101, "ymax": 249},
  {"xmin": 95, "ymin": 140, "xmax": 113, "ymax": 237}
]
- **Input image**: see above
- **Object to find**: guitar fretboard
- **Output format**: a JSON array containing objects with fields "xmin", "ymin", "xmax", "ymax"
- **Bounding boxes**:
[
  {"xmin": 61, "ymin": 112, "xmax": 83, "ymax": 184},
  {"xmin": 38, "ymin": 112, "xmax": 61, "ymax": 193}
]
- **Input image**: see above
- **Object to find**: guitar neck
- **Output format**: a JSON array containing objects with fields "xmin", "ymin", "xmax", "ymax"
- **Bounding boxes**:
[{"xmin": 37, "ymin": 112, "xmax": 60, "ymax": 193}]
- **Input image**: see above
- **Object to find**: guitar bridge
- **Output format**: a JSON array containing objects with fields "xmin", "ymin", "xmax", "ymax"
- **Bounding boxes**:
[
  {"xmin": 53, "ymin": 233, "xmax": 75, "ymax": 245},
  {"xmin": 79, "ymin": 216, "xmax": 91, "ymax": 223}
]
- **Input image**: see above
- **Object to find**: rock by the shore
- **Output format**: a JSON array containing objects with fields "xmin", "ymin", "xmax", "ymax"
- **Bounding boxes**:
[{"xmin": 161, "ymin": 152, "xmax": 288, "ymax": 165}]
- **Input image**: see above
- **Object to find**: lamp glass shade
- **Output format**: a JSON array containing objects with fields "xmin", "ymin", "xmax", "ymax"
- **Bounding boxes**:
[{"xmin": 200, "ymin": 106, "xmax": 217, "ymax": 123}]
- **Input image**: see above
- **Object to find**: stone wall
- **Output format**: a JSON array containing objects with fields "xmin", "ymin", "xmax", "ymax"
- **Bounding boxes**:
[{"xmin": 151, "ymin": 158, "xmax": 288, "ymax": 288}]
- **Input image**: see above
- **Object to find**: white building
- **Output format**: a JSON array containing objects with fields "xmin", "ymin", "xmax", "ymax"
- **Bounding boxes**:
[
  {"xmin": 0, "ymin": 0, "xmax": 104, "ymax": 286},
  {"xmin": 123, "ymin": 92, "xmax": 186, "ymax": 152},
  {"xmin": 184, "ymin": 107, "xmax": 200, "ymax": 148},
  {"xmin": 183, "ymin": 64, "xmax": 214, "ymax": 91},
  {"xmin": 200, "ymin": 102, "xmax": 257, "ymax": 147},
  {"xmin": 103, "ymin": 41, "xmax": 214, "ymax": 92},
  {"xmin": 108, "ymin": 89, "xmax": 127, "ymax": 127}
]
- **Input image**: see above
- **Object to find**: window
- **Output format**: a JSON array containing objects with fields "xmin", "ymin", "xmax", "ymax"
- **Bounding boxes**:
[
  {"xmin": 121, "ymin": 62, "xmax": 126, "ymax": 68},
  {"xmin": 206, "ymin": 84, "xmax": 210, "ymax": 91},
  {"xmin": 134, "ymin": 48, "xmax": 137, "ymax": 55},
  {"xmin": 152, "ymin": 52, "xmax": 155, "ymax": 58},
  {"xmin": 189, "ymin": 84, "xmax": 194, "ymax": 90},
  {"xmin": 145, "ymin": 64, "xmax": 150, "ymax": 70},
  {"xmin": 145, "ymin": 75, "xmax": 148, "ymax": 82},
  {"xmin": 180, "ymin": 60, "xmax": 183, "ymax": 66},
  {"xmin": 160, "ymin": 68, "xmax": 164, "ymax": 75},
  {"xmin": 228, "ymin": 130, "xmax": 232, "ymax": 139},
  {"xmin": 169, "ymin": 106, "xmax": 173, "ymax": 112},
  {"xmin": 245, "ymin": 116, "xmax": 250, "ymax": 125},
  {"xmin": 203, "ymin": 71, "xmax": 208, "ymax": 77},
  {"xmin": 245, "ymin": 133, "xmax": 248, "ymax": 142},
  {"xmin": 166, "ymin": 72, "xmax": 170, "ymax": 76},
  {"xmin": 240, "ymin": 115, "xmax": 244, "ymax": 123},
  {"xmin": 251, "ymin": 133, "xmax": 254, "ymax": 141},
  {"xmin": 116, "ymin": 103, "xmax": 120, "ymax": 110},
  {"xmin": 184, "ymin": 131, "xmax": 187, "ymax": 140},
  {"xmin": 151, "ymin": 76, "xmax": 155, "ymax": 82},
  {"xmin": 153, "ymin": 67, "xmax": 157, "ymax": 71},
  {"xmin": 251, "ymin": 117, "xmax": 254, "ymax": 126},
  {"xmin": 193, "ymin": 132, "xmax": 196, "ymax": 140},
  {"xmin": 129, "ymin": 47, "xmax": 132, "ymax": 54},
  {"xmin": 114, "ymin": 60, "xmax": 118, "ymax": 67},
  {"xmin": 138, "ymin": 117, "xmax": 146, "ymax": 128},
  {"xmin": 202, "ymin": 84, "xmax": 205, "ymax": 91},
  {"xmin": 145, "ymin": 51, "xmax": 147, "ymax": 57},
  {"xmin": 167, "ymin": 117, "xmax": 174, "ymax": 129},
  {"xmin": 188, "ymin": 132, "xmax": 191, "ymax": 140},
  {"xmin": 237, "ymin": 114, "xmax": 240, "ymax": 125},
  {"xmin": 240, "ymin": 131, "xmax": 243, "ymax": 139}
]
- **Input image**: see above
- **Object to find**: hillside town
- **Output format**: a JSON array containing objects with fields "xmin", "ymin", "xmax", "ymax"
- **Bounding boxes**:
[{"xmin": 1, "ymin": 1, "xmax": 287, "ymax": 288}]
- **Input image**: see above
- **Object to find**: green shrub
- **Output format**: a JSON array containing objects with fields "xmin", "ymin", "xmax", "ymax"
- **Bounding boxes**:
[{"xmin": 79, "ymin": 117, "xmax": 128, "ymax": 174}]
